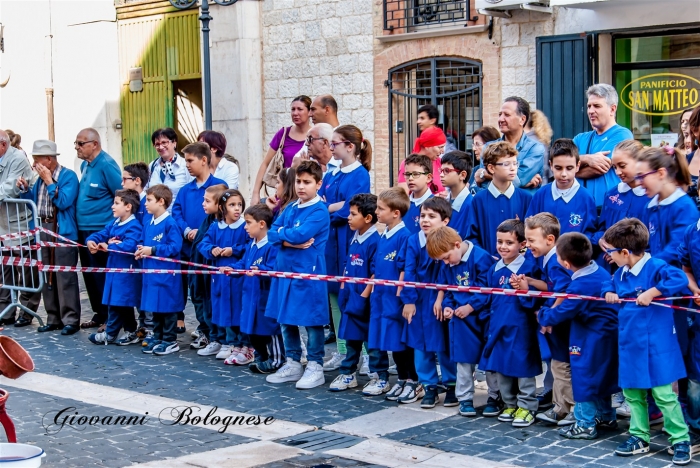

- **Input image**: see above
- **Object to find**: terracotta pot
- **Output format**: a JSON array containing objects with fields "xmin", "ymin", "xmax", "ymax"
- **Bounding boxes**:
[{"xmin": 0, "ymin": 337, "xmax": 34, "ymax": 379}]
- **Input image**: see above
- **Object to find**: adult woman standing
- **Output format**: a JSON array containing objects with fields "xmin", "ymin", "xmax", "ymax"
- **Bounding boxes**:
[
  {"xmin": 198, "ymin": 130, "xmax": 239, "ymax": 189},
  {"xmin": 684, "ymin": 106, "xmax": 700, "ymax": 208},
  {"xmin": 468, "ymin": 126, "xmax": 500, "ymax": 189},
  {"xmin": 146, "ymin": 128, "xmax": 193, "ymax": 205},
  {"xmin": 252, "ymin": 95, "xmax": 313, "ymax": 205},
  {"xmin": 679, "ymin": 108, "xmax": 696, "ymax": 157}
]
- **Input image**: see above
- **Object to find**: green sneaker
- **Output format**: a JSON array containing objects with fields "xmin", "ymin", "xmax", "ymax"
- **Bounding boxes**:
[
  {"xmin": 498, "ymin": 407, "xmax": 517, "ymax": 422},
  {"xmin": 512, "ymin": 407, "xmax": 536, "ymax": 427}
]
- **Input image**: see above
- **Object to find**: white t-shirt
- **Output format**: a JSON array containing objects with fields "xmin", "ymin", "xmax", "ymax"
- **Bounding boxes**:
[{"xmin": 214, "ymin": 158, "xmax": 239, "ymax": 189}]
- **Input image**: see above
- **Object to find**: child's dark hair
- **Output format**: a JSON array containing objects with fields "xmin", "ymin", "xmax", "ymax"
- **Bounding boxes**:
[
  {"xmin": 218, "ymin": 189, "xmax": 246, "ymax": 221},
  {"xmin": 549, "ymin": 138, "xmax": 580, "ymax": 164},
  {"xmin": 637, "ymin": 146, "xmax": 691, "ymax": 188},
  {"xmin": 524, "ymin": 212, "xmax": 560, "ymax": 239},
  {"xmin": 441, "ymin": 151, "xmax": 472, "ymax": 184},
  {"xmin": 378, "ymin": 187, "xmax": 410, "ymax": 217},
  {"xmin": 482, "ymin": 141, "xmax": 518, "ymax": 170},
  {"xmin": 182, "ymin": 141, "xmax": 212, "ymax": 163},
  {"xmin": 296, "ymin": 160, "xmax": 323, "ymax": 183},
  {"xmin": 115, "ymin": 189, "xmax": 140, "ymax": 215},
  {"xmin": 497, "ymin": 218, "xmax": 525, "ymax": 242},
  {"xmin": 602, "ymin": 218, "xmax": 649, "ymax": 255},
  {"xmin": 146, "ymin": 184, "xmax": 173, "ymax": 209},
  {"xmin": 123, "ymin": 162, "xmax": 149, "ymax": 188},
  {"xmin": 556, "ymin": 233, "xmax": 592, "ymax": 268},
  {"xmin": 349, "ymin": 193, "xmax": 378, "ymax": 223},
  {"xmin": 404, "ymin": 153, "xmax": 433, "ymax": 175},
  {"xmin": 244, "ymin": 204, "xmax": 273, "ymax": 229},
  {"xmin": 421, "ymin": 197, "xmax": 452, "ymax": 221}
]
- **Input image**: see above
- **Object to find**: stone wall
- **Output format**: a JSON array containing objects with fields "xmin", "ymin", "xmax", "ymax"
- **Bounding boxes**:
[{"xmin": 261, "ymin": 0, "xmax": 375, "ymax": 155}]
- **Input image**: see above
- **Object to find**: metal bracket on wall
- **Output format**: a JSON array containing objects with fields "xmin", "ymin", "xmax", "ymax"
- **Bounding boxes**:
[{"xmin": 487, "ymin": 16, "xmax": 494, "ymax": 40}]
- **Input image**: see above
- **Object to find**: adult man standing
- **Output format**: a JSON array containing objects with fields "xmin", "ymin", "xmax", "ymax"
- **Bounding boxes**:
[
  {"xmin": 310, "ymin": 95, "xmax": 340, "ymax": 127},
  {"xmin": 473, "ymin": 96, "xmax": 546, "ymax": 194},
  {"xmin": 17, "ymin": 140, "xmax": 81, "ymax": 335},
  {"xmin": 0, "ymin": 129, "xmax": 41, "ymax": 326},
  {"xmin": 573, "ymin": 84, "xmax": 633, "ymax": 208},
  {"xmin": 75, "ymin": 128, "xmax": 122, "ymax": 330}
]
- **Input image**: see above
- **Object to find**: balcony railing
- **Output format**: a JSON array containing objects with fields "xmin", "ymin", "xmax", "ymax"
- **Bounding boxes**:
[{"xmin": 384, "ymin": 0, "xmax": 471, "ymax": 32}]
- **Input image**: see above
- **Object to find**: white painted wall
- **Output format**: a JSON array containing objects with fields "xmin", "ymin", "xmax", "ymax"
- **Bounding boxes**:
[{"xmin": 0, "ymin": 0, "xmax": 121, "ymax": 174}]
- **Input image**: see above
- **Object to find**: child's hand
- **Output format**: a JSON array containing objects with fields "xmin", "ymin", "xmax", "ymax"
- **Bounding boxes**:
[
  {"xmin": 443, "ymin": 307, "xmax": 454, "ymax": 319},
  {"xmin": 107, "ymin": 237, "xmax": 122, "ymax": 245},
  {"xmin": 265, "ymin": 197, "xmax": 277, "ymax": 211},
  {"xmin": 86, "ymin": 240, "xmax": 99, "ymax": 254},
  {"xmin": 187, "ymin": 229, "xmax": 198, "ymax": 241},
  {"xmin": 636, "ymin": 290, "xmax": 655, "ymax": 306},
  {"xmin": 540, "ymin": 325, "xmax": 553, "ymax": 334},
  {"xmin": 246, "ymin": 266, "xmax": 258, "ymax": 277},
  {"xmin": 134, "ymin": 245, "xmax": 152, "ymax": 259},
  {"xmin": 298, "ymin": 238, "xmax": 314, "ymax": 249},
  {"xmin": 433, "ymin": 300, "xmax": 443, "ymax": 320},
  {"xmin": 97, "ymin": 242, "xmax": 109, "ymax": 252},
  {"xmin": 211, "ymin": 247, "xmax": 223, "ymax": 257},
  {"xmin": 605, "ymin": 292, "xmax": 620, "ymax": 304},
  {"xmin": 454, "ymin": 304, "xmax": 474, "ymax": 319},
  {"xmin": 220, "ymin": 266, "xmax": 233, "ymax": 274},
  {"xmin": 220, "ymin": 247, "xmax": 233, "ymax": 257},
  {"xmin": 402, "ymin": 304, "xmax": 416, "ymax": 323},
  {"xmin": 510, "ymin": 274, "xmax": 528, "ymax": 290}
]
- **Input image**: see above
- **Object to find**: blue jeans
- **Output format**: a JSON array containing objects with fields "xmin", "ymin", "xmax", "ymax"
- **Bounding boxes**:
[
  {"xmin": 105, "ymin": 306, "xmax": 136, "ymax": 337},
  {"xmin": 574, "ymin": 398, "xmax": 616, "ymax": 428},
  {"xmin": 190, "ymin": 275, "xmax": 209, "ymax": 337},
  {"xmin": 340, "ymin": 340, "xmax": 390, "ymax": 381},
  {"xmin": 687, "ymin": 379, "xmax": 700, "ymax": 432},
  {"xmin": 415, "ymin": 350, "xmax": 457, "ymax": 386},
  {"xmin": 225, "ymin": 326, "xmax": 250, "ymax": 348},
  {"xmin": 281, "ymin": 325, "xmax": 324, "ymax": 365}
]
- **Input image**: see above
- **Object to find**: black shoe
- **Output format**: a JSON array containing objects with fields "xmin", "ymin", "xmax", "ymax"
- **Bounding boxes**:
[
  {"xmin": 324, "ymin": 331, "xmax": 336, "ymax": 344},
  {"xmin": 61, "ymin": 325, "xmax": 79, "ymax": 335},
  {"xmin": 0, "ymin": 316, "xmax": 16, "ymax": 326},
  {"xmin": 14, "ymin": 317, "xmax": 33, "ymax": 327},
  {"xmin": 175, "ymin": 326, "xmax": 186, "ymax": 334},
  {"xmin": 38, "ymin": 324, "xmax": 61, "ymax": 333},
  {"xmin": 421, "ymin": 385, "xmax": 438, "ymax": 408},
  {"xmin": 443, "ymin": 386, "xmax": 459, "ymax": 407}
]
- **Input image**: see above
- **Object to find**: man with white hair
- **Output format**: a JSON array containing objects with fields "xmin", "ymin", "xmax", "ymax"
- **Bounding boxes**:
[
  {"xmin": 573, "ymin": 84, "xmax": 633, "ymax": 208},
  {"xmin": 302, "ymin": 123, "xmax": 334, "ymax": 173}
]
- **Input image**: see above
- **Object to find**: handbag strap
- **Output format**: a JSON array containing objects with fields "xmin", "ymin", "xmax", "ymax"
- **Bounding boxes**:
[{"xmin": 277, "ymin": 127, "xmax": 288, "ymax": 156}]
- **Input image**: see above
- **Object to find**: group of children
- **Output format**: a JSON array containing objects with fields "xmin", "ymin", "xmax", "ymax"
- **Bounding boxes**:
[{"xmin": 79, "ymin": 124, "xmax": 700, "ymax": 464}]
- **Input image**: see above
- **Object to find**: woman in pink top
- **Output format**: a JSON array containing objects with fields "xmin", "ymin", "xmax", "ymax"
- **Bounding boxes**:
[{"xmin": 397, "ymin": 126, "xmax": 447, "ymax": 194}]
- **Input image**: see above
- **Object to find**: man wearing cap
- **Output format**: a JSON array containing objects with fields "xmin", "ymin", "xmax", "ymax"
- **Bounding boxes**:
[
  {"xmin": 17, "ymin": 140, "xmax": 81, "ymax": 335},
  {"xmin": 397, "ymin": 126, "xmax": 447, "ymax": 194}
]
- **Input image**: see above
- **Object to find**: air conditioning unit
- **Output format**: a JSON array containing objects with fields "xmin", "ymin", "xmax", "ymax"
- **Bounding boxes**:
[{"xmin": 475, "ymin": 0, "xmax": 551, "ymax": 17}]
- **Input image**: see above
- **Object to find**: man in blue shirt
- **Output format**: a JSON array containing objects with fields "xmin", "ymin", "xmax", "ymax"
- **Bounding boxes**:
[
  {"xmin": 573, "ymin": 84, "xmax": 634, "ymax": 209},
  {"xmin": 75, "ymin": 128, "xmax": 122, "ymax": 330},
  {"xmin": 472, "ymin": 97, "xmax": 546, "ymax": 194}
]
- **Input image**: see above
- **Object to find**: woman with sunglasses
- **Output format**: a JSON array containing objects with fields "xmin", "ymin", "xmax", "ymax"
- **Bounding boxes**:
[{"xmin": 146, "ymin": 128, "xmax": 193, "ymax": 210}]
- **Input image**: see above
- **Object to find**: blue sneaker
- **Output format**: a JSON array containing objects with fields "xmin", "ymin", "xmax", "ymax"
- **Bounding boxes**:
[
  {"xmin": 459, "ymin": 400, "xmax": 477, "ymax": 417},
  {"xmin": 672, "ymin": 441, "xmax": 692, "ymax": 465},
  {"xmin": 153, "ymin": 341, "xmax": 180, "ymax": 356},
  {"xmin": 142, "ymin": 340, "xmax": 162, "ymax": 354},
  {"xmin": 615, "ymin": 435, "xmax": 650, "ymax": 457},
  {"xmin": 88, "ymin": 331, "xmax": 115, "ymax": 345},
  {"xmin": 483, "ymin": 395, "xmax": 504, "ymax": 417}
]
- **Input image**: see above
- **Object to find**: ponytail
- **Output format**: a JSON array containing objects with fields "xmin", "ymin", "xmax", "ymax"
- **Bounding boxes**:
[
  {"xmin": 637, "ymin": 146, "xmax": 691, "ymax": 188},
  {"xmin": 360, "ymin": 138, "xmax": 372, "ymax": 171},
  {"xmin": 335, "ymin": 124, "xmax": 372, "ymax": 171}
]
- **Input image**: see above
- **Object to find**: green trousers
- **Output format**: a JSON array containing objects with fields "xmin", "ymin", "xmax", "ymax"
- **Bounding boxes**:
[
  {"xmin": 330, "ymin": 293, "xmax": 366, "ymax": 356},
  {"xmin": 623, "ymin": 385, "xmax": 689, "ymax": 445}
]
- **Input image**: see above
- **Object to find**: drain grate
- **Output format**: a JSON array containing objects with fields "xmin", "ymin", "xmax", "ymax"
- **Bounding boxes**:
[{"xmin": 276, "ymin": 429, "xmax": 365, "ymax": 452}]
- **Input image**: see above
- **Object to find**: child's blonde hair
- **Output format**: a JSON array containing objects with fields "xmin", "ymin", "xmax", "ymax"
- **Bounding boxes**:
[{"xmin": 378, "ymin": 187, "xmax": 410, "ymax": 217}]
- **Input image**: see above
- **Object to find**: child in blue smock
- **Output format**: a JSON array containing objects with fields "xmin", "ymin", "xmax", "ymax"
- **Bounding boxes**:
[
  {"xmin": 403, "ymin": 154, "xmax": 434, "ymax": 234},
  {"xmin": 86, "ymin": 189, "xmax": 143, "ymax": 346},
  {"xmin": 135, "ymin": 184, "xmax": 185, "ymax": 356},
  {"xmin": 440, "ymin": 151, "xmax": 473, "ymax": 239},
  {"xmin": 329, "ymin": 194, "xmax": 383, "ymax": 393},
  {"xmin": 372, "ymin": 187, "xmax": 416, "ymax": 402},
  {"xmin": 538, "ymin": 233, "xmax": 619, "ymax": 440},
  {"xmin": 601, "ymin": 218, "xmax": 691, "ymax": 463},
  {"xmin": 481, "ymin": 219, "xmax": 541, "ymax": 428},
  {"xmin": 401, "ymin": 197, "xmax": 457, "ymax": 408},
  {"xmin": 525, "ymin": 139, "xmax": 597, "ymax": 239},
  {"xmin": 319, "ymin": 125, "xmax": 372, "ymax": 372},
  {"xmin": 122, "ymin": 163, "xmax": 150, "ymax": 225},
  {"xmin": 428, "ymin": 226, "xmax": 496, "ymax": 417},
  {"xmin": 466, "ymin": 142, "xmax": 532, "ymax": 257},
  {"xmin": 265, "ymin": 160, "xmax": 330, "ymax": 390}
]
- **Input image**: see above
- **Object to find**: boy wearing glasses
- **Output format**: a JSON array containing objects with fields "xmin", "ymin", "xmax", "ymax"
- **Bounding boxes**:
[
  {"xmin": 404, "ymin": 154, "xmax": 435, "ymax": 234},
  {"xmin": 525, "ymin": 139, "xmax": 597, "ymax": 239},
  {"xmin": 466, "ymin": 142, "xmax": 532, "ymax": 257},
  {"xmin": 122, "ymin": 162, "xmax": 150, "ymax": 224},
  {"xmin": 439, "ymin": 151, "xmax": 473, "ymax": 238}
]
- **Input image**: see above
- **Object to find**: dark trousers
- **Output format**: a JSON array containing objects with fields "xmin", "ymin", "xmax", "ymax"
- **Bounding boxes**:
[
  {"xmin": 178, "ymin": 246, "xmax": 194, "ymax": 322},
  {"xmin": 249, "ymin": 334, "xmax": 285, "ymax": 366},
  {"xmin": 340, "ymin": 341, "xmax": 390, "ymax": 381},
  {"xmin": 393, "ymin": 349, "xmax": 418, "ymax": 381},
  {"xmin": 153, "ymin": 312, "xmax": 178, "ymax": 342},
  {"xmin": 105, "ymin": 306, "xmax": 137, "ymax": 337},
  {"xmin": 78, "ymin": 230, "xmax": 108, "ymax": 324},
  {"xmin": 189, "ymin": 275, "xmax": 208, "ymax": 335},
  {"xmin": 0, "ymin": 248, "xmax": 42, "ymax": 321},
  {"xmin": 41, "ymin": 245, "xmax": 81, "ymax": 327}
]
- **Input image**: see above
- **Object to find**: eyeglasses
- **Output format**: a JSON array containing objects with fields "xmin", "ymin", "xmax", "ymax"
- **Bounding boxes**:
[
  {"xmin": 74, "ymin": 140, "xmax": 95, "ymax": 147},
  {"xmin": 306, "ymin": 136, "xmax": 325, "ymax": 145},
  {"xmin": 472, "ymin": 141, "xmax": 484, "ymax": 148},
  {"xmin": 439, "ymin": 168, "xmax": 460, "ymax": 175},
  {"xmin": 634, "ymin": 170, "xmax": 658, "ymax": 182},
  {"xmin": 329, "ymin": 141, "xmax": 351, "ymax": 150},
  {"xmin": 154, "ymin": 141, "xmax": 173, "ymax": 148},
  {"xmin": 122, "ymin": 177, "xmax": 135, "ymax": 182},
  {"xmin": 603, "ymin": 247, "xmax": 621, "ymax": 255},
  {"xmin": 494, "ymin": 161, "xmax": 519, "ymax": 168},
  {"xmin": 404, "ymin": 172, "xmax": 429, "ymax": 179}
]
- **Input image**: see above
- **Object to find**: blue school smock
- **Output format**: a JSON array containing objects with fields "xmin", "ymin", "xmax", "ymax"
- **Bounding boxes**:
[
  {"xmin": 236, "ymin": 236, "xmax": 280, "ymax": 336},
  {"xmin": 319, "ymin": 161, "xmax": 371, "ymax": 295},
  {"xmin": 480, "ymin": 254, "xmax": 542, "ymax": 378},
  {"xmin": 525, "ymin": 180, "xmax": 597, "ymax": 239},
  {"xmin": 337, "ymin": 226, "xmax": 379, "ymax": 341},
  {"xmin": 198, "ymin": 218, "xmax": 248, "ymax": 327},
  {"xmin": 677, "ymin": 220, "xmax": 700, "ymax": 380},
  {"xmin": 86, "ymin": 216, "xmax": 142, "ymax": 307},
  {"xmin": 189, "ymin": 214, "xmax": 217, "ymax": 301},
  {"xmin": 447, "ymin": 187, "xmax": 472, "ymax": 239},
  {"xmin": 592, "ymin": 183, "xmax": 648, "ymax": 246},
  {"xmin": 136, "ymin": 192, "xmax": 147, "ymax": 225},
  {"xmin": 405, "ymin": 190, "xmax": 433, "ymax": 234},
  {"xmin": 601, "ymin": 254, "xmax": 688, "ymax": 389},
  {"xmin": 466, "ymin": 183, "xmax": 532, "ymax": 257},
  {"xmin": 369, "ymin": 221, "xmax": 411, "ymax": 352},
  {"xmin": 265, "ymin": 196, "xmax": 330, "ymax": 327},
  {"xmin": 439, "ymin": 241, "xmax": 495, "ymax": 363},
  {"xmin": 140, "ymin": 212, "xmax": 185, "ymax": 313},
  {"xmin": 400, "ymin": 231, "xmax": 445, "ymax": 352},
  {"xmin": 539, "ymin": 262, "xmax": 620, "ymax": 402}
]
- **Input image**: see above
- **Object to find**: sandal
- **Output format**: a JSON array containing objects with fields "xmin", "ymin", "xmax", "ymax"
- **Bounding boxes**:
[{"xmin": 80, "ymin": 320, "xmax": 100, "ymax": 329}]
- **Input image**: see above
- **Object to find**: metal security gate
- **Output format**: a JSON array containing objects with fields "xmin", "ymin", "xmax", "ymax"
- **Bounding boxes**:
[{"xmin": 387, "ymin": 58, "xmax": 482, "ymax": 184}]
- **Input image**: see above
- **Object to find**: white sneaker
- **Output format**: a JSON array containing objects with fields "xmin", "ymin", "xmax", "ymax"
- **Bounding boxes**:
[
  {"xmin": 300, "ymin": 339, "xmax": 308, "ymax": 365},
  {"xmin": 359, "ymin": 355, "xmax": 370, "ymax": 376},
  {"xmin": 612, "ymin": 392, "xmax": 625, "ymax": 408},
  {"xmin": 191, "ymin": 329, "xmax": 202, "ymax": 339},
  {"xmin": 323, "ymin": 352, "xmax": 345, "ymax": 372},
  {"xmin": 362, "ymin": 373, "xmax": 390, "ymax": 396},
  {"xmin": 189, "ymin": 335, "xmax": 209, "ymax": 350},
  {"xmin": 330, "ymin": 373, "xmax": 357, "ymax": 391},
  {"xmin": 224, "ymin": 346, "xmax": 255, "ymax": 366},
  {"xmin": 617, "ymin": 401, "xmax": 631, "ymax": 418},
  {"xmin": 216, "ymin": 345, "xmax": 235, "ymax": 360},
  {"xmin": 388, "ymin": 364, "xmax": 398, "ymax": 375},
  {"xmin": 266, "ymin": 358, "xmax": 304, "ymax": 384},
  {"xmin": 296, "ymin": 361, "xmax": 325, "ymax": 389},
  {"xmin": 198, "ymin": 341, "xmax": 222, "ymax": 356}
]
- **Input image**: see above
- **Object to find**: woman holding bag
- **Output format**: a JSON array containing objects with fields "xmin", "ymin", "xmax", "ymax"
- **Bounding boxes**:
[{"xmin": 252, "ymin": 95, "xmax": 312, "ymax": 205}]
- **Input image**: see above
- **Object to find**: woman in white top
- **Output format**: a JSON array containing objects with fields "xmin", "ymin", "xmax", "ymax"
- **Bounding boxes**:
[
  {"xmin": 146, "ymin": 128, "xmax": 193, "ymax": 208},
  {"xmin": 198, "ymin": 130, "xmax": 239, "ymax": 189}
]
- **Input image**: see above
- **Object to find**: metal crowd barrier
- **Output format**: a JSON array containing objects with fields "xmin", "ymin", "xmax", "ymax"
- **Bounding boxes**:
[{"xmin": 0, "ymin": 199, "xmax": 44, "ymax": 326}]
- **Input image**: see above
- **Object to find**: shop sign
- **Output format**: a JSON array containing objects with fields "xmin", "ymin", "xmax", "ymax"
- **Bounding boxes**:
[{"xmin": 620, "ymin": 73, "xmax": 700, "ymax": 116}]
